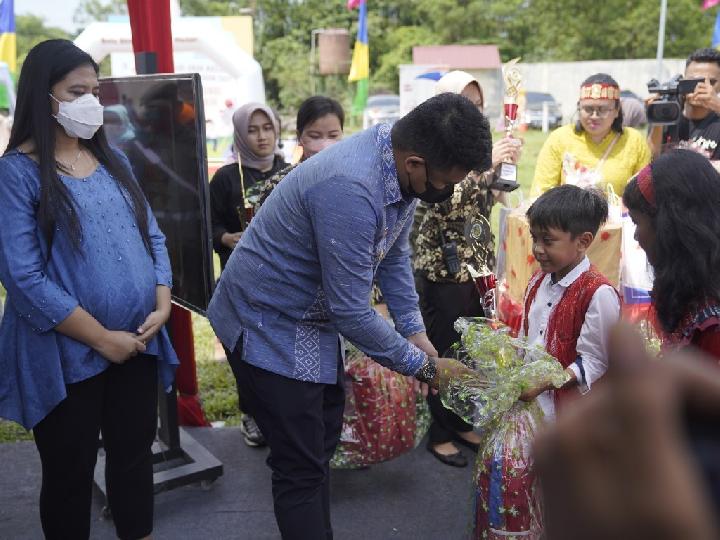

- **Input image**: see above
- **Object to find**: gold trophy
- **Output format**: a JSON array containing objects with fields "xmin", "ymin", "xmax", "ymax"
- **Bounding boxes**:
[
  {"xmin": 465, "ymin": 214, "xmax": 497, "ymax": 318},
  {"xmin": 491, "ymin": 57, "xmax": 522, "ymax": 192}
]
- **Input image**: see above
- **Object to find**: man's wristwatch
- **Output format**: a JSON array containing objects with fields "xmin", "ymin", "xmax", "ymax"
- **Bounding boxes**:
[{"xmin": 415, "ymin": 356, "xmax": 438, "ymax": 384}]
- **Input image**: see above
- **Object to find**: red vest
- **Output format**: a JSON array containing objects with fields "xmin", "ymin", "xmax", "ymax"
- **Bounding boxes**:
[{"xmin": 523, "ymin": 266, "xmax": 616, "ymax": 413}]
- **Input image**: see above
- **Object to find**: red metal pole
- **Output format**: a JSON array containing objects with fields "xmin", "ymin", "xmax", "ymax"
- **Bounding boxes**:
[{"xmin": 126, "ymin": 0, "xmax": 208, "ymax": 426}]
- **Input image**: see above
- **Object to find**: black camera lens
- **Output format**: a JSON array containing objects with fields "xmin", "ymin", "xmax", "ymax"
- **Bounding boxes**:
[{"xmin": 647, "ymin": 101, "xmax": 681, "ymax": 125}]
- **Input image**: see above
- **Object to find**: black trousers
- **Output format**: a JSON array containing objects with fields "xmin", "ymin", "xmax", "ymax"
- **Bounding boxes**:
[
  {"xmin": 417, "ymin": 276, "xmax": 483, "ymax": 444},
  {"xmin": 231, "ymin": 345, "xmax": 345, "ymax": 540},
  {"xmin": 32, "ymin": 354, "xmax": 158, "ymax": 540},
  {"xmin": 224, "ymin": 343, "xmax": 248, "ymax": 413}
]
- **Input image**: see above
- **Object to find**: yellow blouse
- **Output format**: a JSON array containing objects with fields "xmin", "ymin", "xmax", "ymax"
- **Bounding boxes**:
[{"xmin": 530, "ymin": 124, "xmax": 651, "ymax": 197}]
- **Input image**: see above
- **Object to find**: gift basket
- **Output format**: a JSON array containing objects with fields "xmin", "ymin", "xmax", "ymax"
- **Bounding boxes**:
[
  {"xmin": 331, "ymin": 345, "xmax": 430, "ymax": 469},
  {"xmin": 442, "ymin": 318, "xmax": 568, "ymax": 539}
]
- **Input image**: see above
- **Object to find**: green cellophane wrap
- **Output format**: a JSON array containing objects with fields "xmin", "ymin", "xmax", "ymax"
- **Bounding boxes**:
[{"xmin": 441, "ymin": 318, "xmax": 568, "ymax": 540}]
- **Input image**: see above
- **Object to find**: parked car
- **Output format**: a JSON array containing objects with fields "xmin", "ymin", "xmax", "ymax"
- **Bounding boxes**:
[
  {"xmin": 523, "ymin": 91, "xmax": 563, "ymax": 129},
  {"xmin": 363, "ymin": 94, "xmax": 401, "ymax": 129}
]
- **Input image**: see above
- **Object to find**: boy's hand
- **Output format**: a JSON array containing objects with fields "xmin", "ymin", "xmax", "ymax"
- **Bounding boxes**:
[{"xmin": 519, "ymin": 381, "xmax": 550, "ymax": 402}]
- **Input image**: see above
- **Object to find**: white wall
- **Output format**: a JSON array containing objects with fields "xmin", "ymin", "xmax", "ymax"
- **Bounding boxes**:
[{"xmin": 519, "ymin": 58, "xmax": 686, "ymax": 123}]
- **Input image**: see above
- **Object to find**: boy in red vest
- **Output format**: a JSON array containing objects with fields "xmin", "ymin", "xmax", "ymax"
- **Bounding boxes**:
[{"xmin": 519, "ymin": 185, "xmax": 620, "ymax": 420}]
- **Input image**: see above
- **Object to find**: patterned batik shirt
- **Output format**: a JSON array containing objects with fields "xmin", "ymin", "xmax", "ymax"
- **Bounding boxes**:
[
  {"xmin": 254, "ymin": 164, "xmax": 297, "ymax": 211},
  {"xmin": 208, "ymin": 124, "xmax": 427, "ymax": 385},
  {"xmin": 413, "ymin": 170, "xmax": 496, "ymax": 283}
]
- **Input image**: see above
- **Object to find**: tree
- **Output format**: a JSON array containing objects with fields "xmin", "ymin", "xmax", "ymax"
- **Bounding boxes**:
[
  {"xmin": 371, "ymin": 26, "xmax": 439, "ymax": 91},
  {"xmin": 73, "ymin": 0, "xmax": 128, "ymax": 27},
  {"xmin": 160, "ymin": 0, "xmax": 720, "ymax": 113},
  {"xmin": 524, "ymin": 0, "xmax": 713, "ymax": 62},
  {"xmin": 16, "ymin": 15, "xmax": 71, "ymax": 68}
]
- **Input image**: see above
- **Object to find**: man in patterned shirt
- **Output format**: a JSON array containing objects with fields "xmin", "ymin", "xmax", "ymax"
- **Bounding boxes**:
[
  {"xmin": 208, "ymin": 93, "xmax": 492, "ymax": 539},
  {"xmin": 413, "ymin": 70, "xmax": 522, "ymax": 467}
]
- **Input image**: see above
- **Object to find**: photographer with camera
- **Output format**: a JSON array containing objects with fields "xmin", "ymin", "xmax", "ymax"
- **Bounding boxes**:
[{"xmin": 648, "ymin": 48, "xmax": 720, "ymax": 162}]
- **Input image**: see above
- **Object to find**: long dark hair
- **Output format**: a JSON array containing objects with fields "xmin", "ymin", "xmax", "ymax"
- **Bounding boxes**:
[
  {"xmin": 575, "ymin": 73, "xmax": 624, "ymax": 135},
  {"xmin": 623, "ymin": 150, "xmax": 720, "ymax": 333},
  {"xmin": 7, "ymin": 39, "xmax": 151, "ymax": 254}
]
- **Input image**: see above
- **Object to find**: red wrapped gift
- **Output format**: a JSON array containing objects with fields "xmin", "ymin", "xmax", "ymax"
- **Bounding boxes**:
[
  {"xmin": 331, "ymin": 352, "xmax": 429, "ymax": 468},
  {"xmin": 473, "ymin": 404, "xmax": 543, "ymax": 539}
]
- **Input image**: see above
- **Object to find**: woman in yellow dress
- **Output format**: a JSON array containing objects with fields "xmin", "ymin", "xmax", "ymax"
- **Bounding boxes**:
[{"xmin": 531, "ymin": 73, "xmax": 650, "ymax": 197}]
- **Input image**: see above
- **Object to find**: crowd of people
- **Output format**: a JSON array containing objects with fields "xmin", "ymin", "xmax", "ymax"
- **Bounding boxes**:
[{"xmin": 0, "ymin": 38, "xmax": 718, "ymax": 540}]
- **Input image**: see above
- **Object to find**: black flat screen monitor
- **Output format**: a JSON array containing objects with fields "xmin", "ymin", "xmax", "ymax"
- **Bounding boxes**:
[{"xmin": 99, "ymin": 73, "xmax": 214, "ymax": 315}]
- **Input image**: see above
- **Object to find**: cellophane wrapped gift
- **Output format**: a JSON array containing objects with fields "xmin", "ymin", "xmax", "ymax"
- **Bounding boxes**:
[
  {"xmin": 442, "ymin": 318, "xmax": 568, "ymax": 539},
  {"xmin": 331, "ymin": 346, "xmax": 430, "ymax": 469}
]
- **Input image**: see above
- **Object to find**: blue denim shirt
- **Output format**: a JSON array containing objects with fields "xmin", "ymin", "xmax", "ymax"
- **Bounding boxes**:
[
  {"xmin": 208, "ymin": 124, "xmax": 426, "ymax": 384},
  {"xmin": 0, "ymin": 150, "xmax": 178, "ymax": 429}
]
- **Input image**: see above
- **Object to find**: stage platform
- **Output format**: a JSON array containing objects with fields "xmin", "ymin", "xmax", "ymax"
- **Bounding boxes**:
[{"xmin": 0, "ymin": 427, "xmax": 474, "ymax": 539}]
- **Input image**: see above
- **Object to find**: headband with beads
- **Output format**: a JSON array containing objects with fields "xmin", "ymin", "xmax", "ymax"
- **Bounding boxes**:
[{"xmin": 580, "ymin": 83, "xmax": 620, "ymax": 101}]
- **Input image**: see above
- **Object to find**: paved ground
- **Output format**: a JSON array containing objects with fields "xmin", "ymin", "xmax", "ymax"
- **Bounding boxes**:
[{"xmin": 0, "ymin": 427, "xmax": 475, "ymax": 539}]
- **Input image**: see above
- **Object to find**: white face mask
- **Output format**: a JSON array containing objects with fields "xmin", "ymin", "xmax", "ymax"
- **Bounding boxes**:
[
  {"xmin": 301, "ymin": 138, "xmax": 336, "ymax": 159},
  {"xmin": 50, "ymin": 93, "xmax": 104, "ymax": 139}
]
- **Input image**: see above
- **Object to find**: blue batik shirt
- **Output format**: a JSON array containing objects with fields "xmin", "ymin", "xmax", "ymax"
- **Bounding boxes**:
[
  {"xmin": 208, "ymin": 124, "xmax": 427, "ymax": 384},
  {"xmin": 0, "ymin": 150, "xmax": 179, "ymax": 429}
]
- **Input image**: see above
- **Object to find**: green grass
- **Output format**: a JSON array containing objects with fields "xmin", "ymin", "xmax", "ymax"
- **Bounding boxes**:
[{"xmin": 193, "ymin": 310, "xmax": 243, "ymax": 427}]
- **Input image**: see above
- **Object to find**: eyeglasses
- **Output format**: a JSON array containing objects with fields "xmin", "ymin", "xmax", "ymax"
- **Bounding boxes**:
[{"xmin": 578, "ymin": 105, "xmax": 616, "ymax": 118}]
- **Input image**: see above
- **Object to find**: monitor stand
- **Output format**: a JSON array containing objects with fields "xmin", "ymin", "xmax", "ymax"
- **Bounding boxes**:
[{"xmin": 94, "ymin": 381, "xmax": 223, "ymax": 512}]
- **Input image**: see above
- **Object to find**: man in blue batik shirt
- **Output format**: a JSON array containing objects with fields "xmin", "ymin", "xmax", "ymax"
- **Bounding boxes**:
[{"xmin": 208, "ymin": 93, "xmax": 492, "ymax": 539}]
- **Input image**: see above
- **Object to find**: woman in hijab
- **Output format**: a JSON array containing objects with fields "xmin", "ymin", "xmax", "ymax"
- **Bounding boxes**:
[
  {"xmin": 209, "ymin": 102, "xmax": 286, "ymax": 449},
  {"xmin": 210, "ymin": 102, "xmax": 287, "ymax": 270},
  {"xmin": 414, "ymin": 70, "xmax": 522, "ymax": 467}
]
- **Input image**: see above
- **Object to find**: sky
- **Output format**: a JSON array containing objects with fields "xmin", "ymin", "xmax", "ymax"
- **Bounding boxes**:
[{"xmin": 16, "ymin": 0, "xmax": 84, "ymax": 32}]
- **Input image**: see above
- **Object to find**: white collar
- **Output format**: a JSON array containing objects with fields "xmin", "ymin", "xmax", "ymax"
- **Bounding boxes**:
[{"xmin": 549, "ymin": 256, "xmax": 591, "ymax": 288}]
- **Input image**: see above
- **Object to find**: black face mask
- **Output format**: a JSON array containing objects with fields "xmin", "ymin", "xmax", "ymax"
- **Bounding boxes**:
[{"xmin": 406, "ymin": 162, "xmax": 454, "ymax": 203}]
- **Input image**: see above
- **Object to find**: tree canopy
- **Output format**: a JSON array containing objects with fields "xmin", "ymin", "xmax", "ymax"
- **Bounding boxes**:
[{"xmin": 28, "ymin": 0, "xmax": 718, "ymax": 114}]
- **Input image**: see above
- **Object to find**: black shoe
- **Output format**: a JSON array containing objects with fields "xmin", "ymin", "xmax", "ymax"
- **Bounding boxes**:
[
  {"xmin": 454, "ymin": 433, "xmax": 480, "ymax": 453},
  {"xmin": 426, "ymin": 442, "xmax": 468, "ymax": 467},
  {"xmin": 240, "ymin": 415, "xmax": 266, "ymax": 447}
]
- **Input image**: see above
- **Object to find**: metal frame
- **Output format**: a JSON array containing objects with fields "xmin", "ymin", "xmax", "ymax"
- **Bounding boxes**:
[
  {"xmin": 94, "ymin": 382, "xmax": 223, "ymax": 497},
  {"xmin": 94, "ymin": 53, "xmax": 223, "ymax": 504}
]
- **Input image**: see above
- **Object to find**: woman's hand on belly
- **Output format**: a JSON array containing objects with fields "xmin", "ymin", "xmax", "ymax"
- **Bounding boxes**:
[
  {"xmin": 136, "ymin": 285, "xmax": 172, "ymax": 345},
  {"xmin": 97, "ymin": 330, "xmax": 147, "ymax": 364}
]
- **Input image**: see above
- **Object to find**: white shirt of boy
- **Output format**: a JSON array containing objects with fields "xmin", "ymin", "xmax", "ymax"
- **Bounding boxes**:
[{"xmin": 526, "ymin": 256, "xmax": 621, "ymax": 421}]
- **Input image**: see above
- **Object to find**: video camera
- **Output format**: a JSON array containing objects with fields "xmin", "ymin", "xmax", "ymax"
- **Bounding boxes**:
[{"xmin": 646, "ymin": 75, "xmax": 704, "ymax": 125}]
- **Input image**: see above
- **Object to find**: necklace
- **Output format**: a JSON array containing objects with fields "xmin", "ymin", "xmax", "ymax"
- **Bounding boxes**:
[{"xmin": 56, "ymin": 148, "xmax": 84, "ymax": 172}]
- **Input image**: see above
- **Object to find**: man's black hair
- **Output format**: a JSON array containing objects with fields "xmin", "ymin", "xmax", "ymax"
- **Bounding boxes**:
[
  {"xmin": 390, "ymin": 92, "xmax": 492, "ymax": 174},
  {"xmin": 526, "ymin": 185, "xmax": 608, "ymax": 237},
  {"xmin": 686, "ymin": 47, "xmax": 720, "ymax": 68}
]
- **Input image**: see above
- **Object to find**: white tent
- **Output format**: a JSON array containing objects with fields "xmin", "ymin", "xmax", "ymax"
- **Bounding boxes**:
[{"xmin": 74, "ymin": 19, "xmax": 265, "ymax": 106}]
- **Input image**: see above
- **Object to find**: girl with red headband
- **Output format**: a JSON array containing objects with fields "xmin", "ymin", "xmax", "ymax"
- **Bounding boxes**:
[
  {"xmin": 623, "ymin": 149, "xmax": 720, "ymax": 361},
  {"xmin": 532, "ymin": 73, "xmax": 650, "ymax": 197}
]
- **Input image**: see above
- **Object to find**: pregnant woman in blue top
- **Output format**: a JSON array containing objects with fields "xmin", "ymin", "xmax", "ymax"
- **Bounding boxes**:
[{"xmin": 0, "ymin": 40, "xmax": 178, "ymax": 540}]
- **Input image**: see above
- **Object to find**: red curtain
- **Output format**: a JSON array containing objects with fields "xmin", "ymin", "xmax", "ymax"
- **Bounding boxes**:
[
  {"xmin": 127, "ymin": 0, "xmax": 208, "ymax": 426},
  {"xmin": 126, "ymin": 0, "xmax": 175, "ymax": 74}
]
